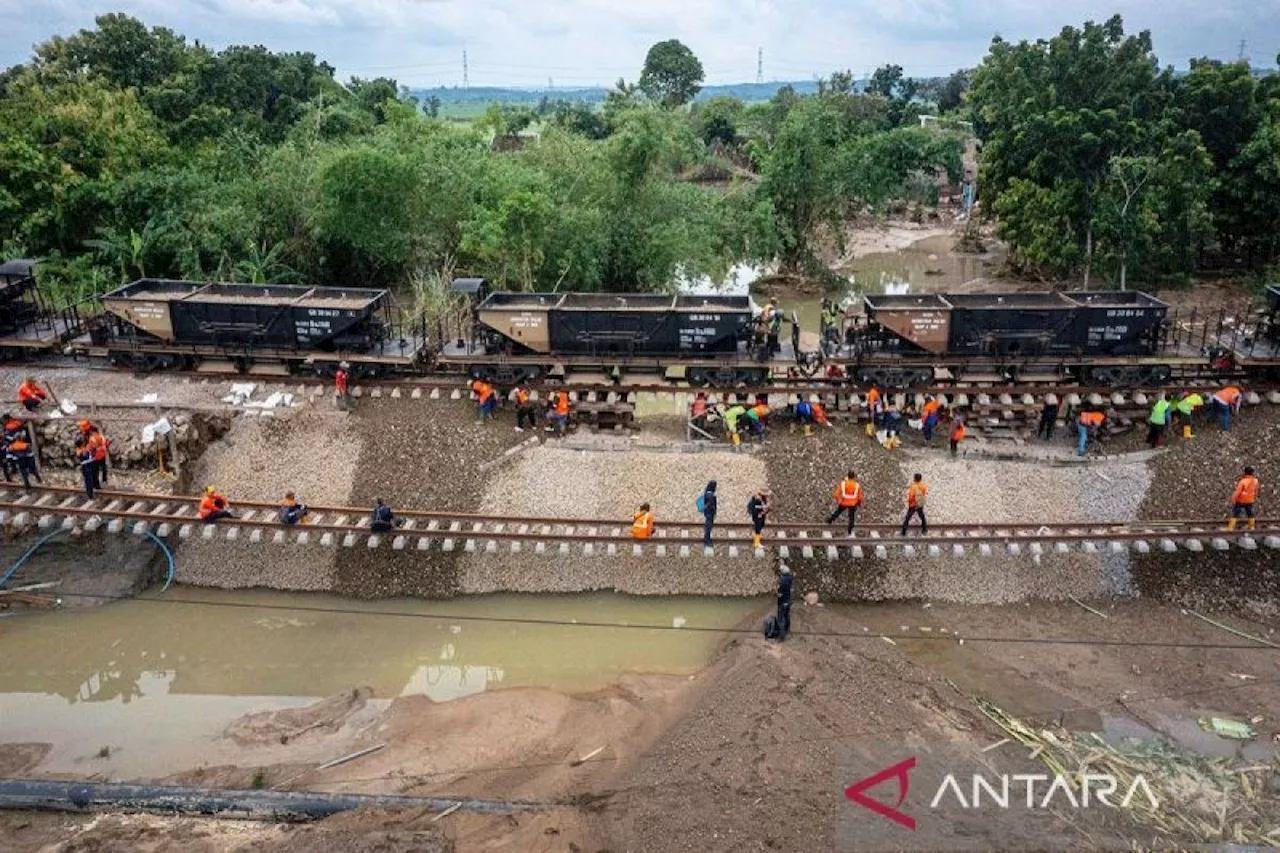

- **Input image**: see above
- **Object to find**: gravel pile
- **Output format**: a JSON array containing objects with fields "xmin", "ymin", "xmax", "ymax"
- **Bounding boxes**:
[
  {"xmin": 458, "ymin": 444, "xmax": 774, "ymax": 595},
  {"xmin": 757, "ymin": 426, "xmax": 903, "ymax": 526},
  {"xmin": 0, "ymin": 365, "xmax": 264, "ymax": 410},
  {"xmin": 1132, "ymin": 413, "xmax": 1280, "ymax": 613},
  {"xmin": 174, "ymin": 409, "xmax": 359, "ymax": 590},
  {"xmin": 337, "ymin": 399, "xmax": 530, "ymax": 597}
]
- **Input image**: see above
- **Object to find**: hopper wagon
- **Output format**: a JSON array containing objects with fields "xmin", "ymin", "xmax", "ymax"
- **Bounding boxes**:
[
  {"xmin": 90, "ymin": 279, "xmax": 426, "ymax": 376},
  {"xmin": 443, "ymin": 280, "xmax": 760, "ymax": 384},
  {"xmin": 852, "ymin": 290, "xmax": 1170, "ymax": 386}
]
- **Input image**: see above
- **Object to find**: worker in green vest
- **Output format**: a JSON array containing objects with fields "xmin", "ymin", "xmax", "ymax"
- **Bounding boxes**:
[
  {"xmin": 1146, "ymin": 394, "xmax": 1172, "ymax": 448},
  {"xmin": 1174, "ymin": 391, "xmax": 1203, "ymax": 439}
]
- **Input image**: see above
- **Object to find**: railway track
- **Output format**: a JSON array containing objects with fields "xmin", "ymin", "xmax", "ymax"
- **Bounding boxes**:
[{"xmin": 4, "ymin": 485, "xmax": 1277, "ymax": 562}]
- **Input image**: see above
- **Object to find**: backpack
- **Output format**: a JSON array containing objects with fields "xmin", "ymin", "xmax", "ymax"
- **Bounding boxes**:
[{"xmin": 696, "ymin": 493, "xmax": 706, "ymax": 513}]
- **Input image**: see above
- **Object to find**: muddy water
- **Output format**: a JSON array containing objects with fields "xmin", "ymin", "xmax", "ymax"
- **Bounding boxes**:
[{"xmin": 0, "ymin": 588, "xmax": 760, "ymax": 776}]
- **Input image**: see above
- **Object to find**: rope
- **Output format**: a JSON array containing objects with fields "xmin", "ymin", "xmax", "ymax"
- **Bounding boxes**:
[{"xmin": 0, "ymin": 529, "xmax": 175, "ymax": 594}]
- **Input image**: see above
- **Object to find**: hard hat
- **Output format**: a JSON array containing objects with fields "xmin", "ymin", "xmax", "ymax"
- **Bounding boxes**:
[
  {"xmin": 339, "ymin": 361, "xmax": 350, "ymax": 369},
  {"xmin": 205, "ymin": 485, "xmax": 216, "ymax": 494},
  {"xmin": 78, "ymin": 420, "xmax": 92, "ymax": 432}
]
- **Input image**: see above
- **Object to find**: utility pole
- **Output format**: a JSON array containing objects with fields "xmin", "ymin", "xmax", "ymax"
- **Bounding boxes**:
[
  {"xmin": 1238, "ymin": 39, "xmax": 1247, "ymax": 62},
  {"xmin": 462, "ymin": 50, "xmax": 469, "ymax": 88},
  {"xmin": 756, "ymin": 47, "xmax": 763, "ymax": 84}
]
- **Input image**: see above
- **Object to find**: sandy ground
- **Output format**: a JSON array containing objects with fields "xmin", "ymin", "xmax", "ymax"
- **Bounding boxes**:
[{"xmin": 5, "ymin": 598, "xmax": 1277, "ymax": 852}]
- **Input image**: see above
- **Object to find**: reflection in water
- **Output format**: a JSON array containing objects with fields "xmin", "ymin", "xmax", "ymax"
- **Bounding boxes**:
[{"xmin": 0, "ymin": 588, "xmax": 760, "ymax": 776}]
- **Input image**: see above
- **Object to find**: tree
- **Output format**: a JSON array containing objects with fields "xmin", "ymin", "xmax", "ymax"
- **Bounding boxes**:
[
  {"xmin": 348, "ymin": 76, "xmax": 400, "ymax": 123},
  {"xmin": 638, "ymin": 40, "xmax": 704, "ymax": 108},
  {"xmin": 867, "ymin": 64, "xmax": 904, "ymax": 98},
  {"xmin": 695, "ymin": 96, "xmax": 743, "ymax": 146},
  {"xmin": 936, "ymin": 69, "xmax": 973, "ymax": 113},
  {"xmin": 425, "ymin": 96, "xmax": 441, "ymax": 118}
]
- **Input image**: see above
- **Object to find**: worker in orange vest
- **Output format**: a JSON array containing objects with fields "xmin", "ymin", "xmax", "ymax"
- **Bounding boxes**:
[
  {"xmin": 1211, "ymin": 386, "xmax": 1243, "ymax": 431},
  {"xmin": 513, "ymin": 386, "xmax": 536, "ymax": 431},
  {"xmin": 1228, "ymin": 465, "xmax": 1260, "ymax": 531},
  {"xmin": 631, "ymin": 503, "xmax": 655, "ymax": 540},
  {"xmin": 198, "ymin": 485, "xmax": 234, "ymax": 523},
  {"xmin": 2, "ymin": 413, "xmax": 27, "ymax": 483},
  {"xmin": 901, "ymin": 473, "xmax": 929, "ymax": 536},
  {"xmin": 471, "ymin": 378, "xmax": 497, "ymax": 422},
  {"xmin": 6, "ymin": 433, "xmax": 39, "ymax": 489},
  {"xmin": 74, "ymin": 434, "xmax": 98, "ymax": 498},
  {"xmin": 827, "ymin": 471, "xmax": 865, "ymax": 536},
  {"xmin": 919, "ymin": 395, "xmax": 941, "ymax": 442},
  {"xmin": 280, "ymin": 492, "xmax": 310, "ymax": 525},
  {"xmin": 949, "ymin": 415, "xmax": 966, "ymax": 457},
  {"xmin": 1076, "ymin": 410, "xmax": 1105, "ymax": 456},
  {"xmin": 81, "ymin": 420, "xmax": 110, "ymax": 486},
  {"xmin": 546, "ymin": 389, "xmax": 570, "ymax": 435},
  {"xmin": 17, "ymin": 377, "xmax": 47, "ymax": 412},
  {"xmin": 865, "ymin": 385, "xmax": 882, "ymax": 435}
]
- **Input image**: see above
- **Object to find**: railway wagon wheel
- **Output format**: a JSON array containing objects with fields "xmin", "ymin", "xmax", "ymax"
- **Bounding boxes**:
[
  {"xmin": 1087, "ymin": 364, "xmax": 1171, "ymax": 386},
  {"xmin": 854, "ymin": 366, "xmax": 933, "ymax": 389},
  {"xmin": 468, "ymin": 364, "xmax": 544, "ymax": 385},
  {"xmin": 107, "ymin": 351, "xmax": 178, "ymax": 373}
]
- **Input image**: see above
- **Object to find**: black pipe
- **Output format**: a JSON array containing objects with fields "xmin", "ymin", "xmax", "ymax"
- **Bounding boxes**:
[{"xmin": 0, "ymin": 779, "xmax": 543, "ymax": 822}]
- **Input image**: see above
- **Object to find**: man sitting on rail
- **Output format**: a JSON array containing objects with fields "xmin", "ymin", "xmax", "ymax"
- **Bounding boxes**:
[
  {"xmin": 370, "ymin": 498, "xmax": 397, "ymax": 532},
  {"xmin": 631, "ymin": 503, "xmax": 655, "ymax": 540},
  {"xmin": 280, "ymin": 492, "xmax": 310, "ymax": 525},
  {"xmin": 198, "ymin": 485, "xmax": 234, "ymax": 523}
]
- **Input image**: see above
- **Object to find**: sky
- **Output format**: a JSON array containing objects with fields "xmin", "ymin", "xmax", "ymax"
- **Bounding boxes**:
[{"xmin": 4, "ymin": 0, "xmax": 1278, "ymax": 88}]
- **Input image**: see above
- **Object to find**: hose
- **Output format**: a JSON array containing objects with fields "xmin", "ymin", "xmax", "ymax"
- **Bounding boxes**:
[
  {"xmin": 0, "ymin": 779, "xmax": 542, "ymax": 821},
  {"xmin": 143, "ymin": 530, "xmax": 176, "ymax": 593},
  {"xmin": 1, "ymin": 529, "xmax": 175, "ymax": 593}
]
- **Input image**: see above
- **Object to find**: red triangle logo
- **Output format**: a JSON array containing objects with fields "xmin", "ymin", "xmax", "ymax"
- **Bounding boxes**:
[{"xmin": 844, "ymin": 756, "xmax": 917, "ymax": 830}]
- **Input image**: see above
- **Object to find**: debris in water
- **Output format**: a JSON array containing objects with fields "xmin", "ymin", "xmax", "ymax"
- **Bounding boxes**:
[{"xmin": 1199, "ymin": 718, "xmax": 1255, "ymax": 740}]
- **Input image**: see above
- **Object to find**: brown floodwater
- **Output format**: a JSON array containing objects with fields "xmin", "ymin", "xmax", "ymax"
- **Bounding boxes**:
[{"xmin": 0, "ymin": 588, "xmax": 761, "ymax": 776}]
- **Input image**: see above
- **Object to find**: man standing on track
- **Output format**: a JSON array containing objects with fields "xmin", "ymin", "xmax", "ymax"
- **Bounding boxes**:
[
  {"xmin": 901, "ymin": 473, "xmax": 928, "ymax": 536},
  {"xmin": 1037, "ymin": 395, "xmax": 1059, "ymax": 441},
  {"xmin": 334, "ymin": 362, "xmax": 351, "ymax": 411},
  {"xmin": 748, "ymin": 489, "xmax": 770, "ymax": 550},
  {"xmin": 1228, "ymin": 466, "xmax": 1259, "ymax": 532},
  {"xmin": 827, "ymin": 471, "xmax": 864, "ymax": 536}
]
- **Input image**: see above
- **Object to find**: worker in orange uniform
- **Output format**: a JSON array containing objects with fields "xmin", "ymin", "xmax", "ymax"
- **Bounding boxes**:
[
  {"xmin": 6, "ymin": 431, "xmax": 39, "ymax": 489},
  {"xmin": 827, "ymin": 471, "xmax": 864, "ymax": 536},
  {"xmin": 949, "ymin": 415, "xmax": 966, "ymax": 457},
  {"xmin": 513, "ymin": 386, "xmax": 536, "ymax": 432},
  {"xmin": 17, "ymin": 377, "xmax": 47, "ymax": 412},
  {"xmin": 334, "ymin": 362, "xmax": 351, "ymax": 410},
  {"xmin": 811, "ymin": 401, "xmax": 831, "ymax": 429},
  {"xmin": 1228, "ymin": 466, "xmax": 1260, "ymax": 531},
  {"xmin": 919, "ymin": 395, "xmax": 941, "ymax": 442},
  {"xmin": 471, "ymin": 378, "xmax": 497, "ymax": 422},
  {"xmin": 631, "ymin": 503, "xmax": 655, "ymax": 540},
  {"xmin": 546, "ymin": 389, "xmax": 570, "ymax": 435},
  {"xmin": 865, "ymin": 384, "xmax": 882, "ymax": 435},
  {"xmin": 1211, "ymin": 386, "xmax": 1243, "ymax": 431},
  {"xmin": 198, "ymin": 485, "xmax": 234, "ymax": 523},
  {"xmin": 81, "ymin": 420, "xmax": 110, "ymax": 486},
  {"xmin": 900, "ymin": 473, "xmax": 928, "ymax": 536},
  {"xmin": 2, "ymin": 413, "xmax": 27, "ymax": 483},
  {"xmin": 746, "ymin": 400, "xmax": 770, "ymax": 441},
  {"xmin": 1076, "ymin": 410, "xmax": 1105, "ymax": 456}
]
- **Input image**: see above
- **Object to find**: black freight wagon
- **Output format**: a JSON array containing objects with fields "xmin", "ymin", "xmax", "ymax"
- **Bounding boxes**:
[
  {"xmin": 101, "ymin": 280, "xmax": 391, "ymax": 351},
  {"xmin": 472, "ymin": 291, "xmax": 752, "ymax": 357},
  {"xmin": 1063, "ymin": 290, "xmax": 1167, "ymax": 355}
]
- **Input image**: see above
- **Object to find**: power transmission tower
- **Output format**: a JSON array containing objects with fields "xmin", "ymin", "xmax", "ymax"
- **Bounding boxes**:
[
  {"xmin": 1237, "ymin": 39, "xmax": 1247, "ymax": 62},
  {"xmin": 756, "ymin": 47, "xmax": 763, "ymax": 84},
  {"xmin": 462, "ymin": 50, "xmax": 469, "ymax": 88}
]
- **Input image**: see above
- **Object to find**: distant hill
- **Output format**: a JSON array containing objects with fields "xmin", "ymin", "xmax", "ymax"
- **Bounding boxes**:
[{"xmin": 410, "ymin": 80, "xmax": 823, "ymax": 109}]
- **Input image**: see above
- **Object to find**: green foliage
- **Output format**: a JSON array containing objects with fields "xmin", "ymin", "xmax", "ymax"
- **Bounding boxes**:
[
  {"xmin": 639, "ymin": 40, "xmax": 705, "ymax": 108},
  {"xmin": 694, "ymin": 96, "xmax": 744, "ymax": 146}
]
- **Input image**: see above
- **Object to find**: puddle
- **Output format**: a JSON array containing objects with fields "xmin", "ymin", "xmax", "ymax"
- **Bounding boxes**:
[
  {"xmin": 1100, "ymin": 712, "xmax": 1276, "ymax": 762},
  {"xmin": 0, "ymin": 588, "xmax": 760, "ymax": 776}
]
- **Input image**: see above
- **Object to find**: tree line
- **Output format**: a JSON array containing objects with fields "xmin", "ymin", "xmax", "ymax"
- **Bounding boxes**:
[
  {"xmin": 968, "ymin": 15, "xmax": 1280, "ymax": 286},
  {"xmin": 0, "ymin": 19, "xmax": 962, "ymax": 308}
]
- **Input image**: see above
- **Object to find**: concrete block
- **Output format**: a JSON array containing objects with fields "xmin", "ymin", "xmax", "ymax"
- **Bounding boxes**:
[
  {"xmin": 1267, "ymin": 391, "xmax": 1280, "ymax": 405},
  {"xmin": 902, "ymin": 545, "xmax": 916, "ymax": 558},
  {"xmin": 998, "ymin": 393, "xmax": 1013, "ymax": 406},
  {"xmin": 1246, "ymin": 391, "xmax": 1261, "ymax": 405},
  {"xmin": 1082, "ymin": 541, "xmax": 1098, "ymax": 554},
  {"xmin": 1109, "ymin": 541, "xmax": 1127, "ymax": 553},
  {"xmin": 463, "ymin": 539, "xmax": 477, "ymax": 553},
  {"xmin": 1239, "ymin": 536, "xmax": 1257, "ymax": 550},
  {"xmin": 320, "ymin": 532, "xmax": 333, "ymax": 546},
  {"xmin": 1132, "ymin": 392, "xmax": 1148, "ymax": 406},
  {"xmin": 977, "ymin": 393, "xmax": 991, "ymax": 406},
  {"xmin": 37, "ymin": 514, "xmax": 54, "ymax": 530},
  {"xmin": 450, "ymin": 389, "xmax": 461, "ymax": 400},
  {"xmin": 608, "ymin": 543, "xmax": 618, "ymax": 556},
  {"xmin": 1054, "ymin": 542, "xmax": 1070, "ymax": 554},
  {"xmin": 1159, "ymin": 538, "xmax": 1177, "ymax": 552},
  {"xmin": 60, "ymin": 516, "xmax": 76, "ymax": 531},
  {"xmin": 979, "ymin": 543, "xmax": 992, "ymax": 557},
  {"xmin": 874, "ymin": 545, "xmax": 888, "ymax": 559},
  {"xmin": 1210, "ymin": 537, "xmax": 1230, "ymax": 551},
  {"xmin": 1184, "ymin": 538, "xmax": 1203, "ymax": 552},
  {"xmin": 442, "ymin": 539, "xmax": 456, "ymax": 551},
  {"xmin": 1088, "ymin": 393, "xmax": 1103, "ymax": 406},
  {"xmin": 224, "ymin": 527, "xmax": 239, "ymax": 541},
  {"xmin": 295, "ymin": 530, "xmax": 308, "ymax": 545},
  {"xmin": 417, "ymin": 536, "xmax": 431, "ymax": 551},
  {"xmin": 657, "ymin": 543, "xmax": 669, "ymax": 557},
  {"xmin": 391, "ymin": 388, "xmax": 401, "ymax": 399},
  {"xmin": 1265, "ymin": 536, "xmax": 1280, "ymax": 549},
  {"xmin": 928, "ymin": 545, "xmax": 941, "ymax": 558},
  {"xmin": 632, "ymin": 544, "xmax": 643, "ymax": 556},
  {"xmin": 679, "ymin": 545, "xmax": 690, "ymax": 557},
  {"xmin": 392, "ymin": 535, "xmax": 407, "ymax": 550},
  {"xmin": 1131, "ymin": 540, "xmax": 1149, "ymax": 553},
  {"xmin": 1110, "ymin": 392, "xmax": 1125, "ymax": 406},
  {"xmin": 1020, "ymin": 394, "xmax": 1035, "ymax": 406},
  {"xmin": 367, "ymin": 535, "xmax": 381, "ymax": 549},
  {"xmin": 953, "ymin": 544, "xmax": 965, "ymax": 558},
  {"xmin": 1066, "ymin": 393, "xmax": 1081, "ymax": 407},
  {"xmin": 559, "ymin": 542, "xmax": 569, "ymax": 555},
  {"xmin": 201, "ymin": 524, "xmax": 215, "ymax": 539},
  {"xmin": 485, "ymin": 540, "xmax": 498, "ymax": 553},
  {"xmin": 728, "ymin": 546, "xmax": 739, "ymax": 558},
  {"xmin": 1029, "ymin": 543, "xmax": 1043, "ymax": 556},
  {"xmin": 342, "ymin": 533, "xmax": 357, "ymax": 547},
  {"xmin": 825, "ymin": 546, "xmax": 837, "ymax": 560},
  {"xmin": 850, "ymin": 546, "xmax": 863, "ymax": 559},
  {"xmin": 1007, "ymin": 542, "xmax": 1021, "ymax": 555},
  {"xmin": 370, "ymin": 387, "xmax": 382, "ymax": 398},
  {"xmin": 778, "ymin": 546, "xmax": 790, "ymax": 558}
]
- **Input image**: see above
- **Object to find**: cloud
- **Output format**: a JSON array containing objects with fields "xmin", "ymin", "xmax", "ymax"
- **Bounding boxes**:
[{"xmin": 0, "ymin": 0, "xmax": 1275, "ymax": 87}]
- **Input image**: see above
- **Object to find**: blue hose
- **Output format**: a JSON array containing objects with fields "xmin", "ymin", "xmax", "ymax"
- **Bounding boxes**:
[
  {"xmin": 0, "ymin": 529, "xmax": 176, "ymax": 594},
  {"xmin": 144, "ymin": 530, "xmax": 176, "ymax": 592}
]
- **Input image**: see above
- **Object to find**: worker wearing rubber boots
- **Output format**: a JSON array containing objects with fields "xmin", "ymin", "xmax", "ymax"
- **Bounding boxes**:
[
  {"xmin": 723, "ymin": 404, "xmax": 746, "ymax": 449},
  {"xmin": 74, "ymin": 436, "xmax": 98, "ymax": 499},
  {"xmin": 901, "ymin": 473, "xmax": 928, "ymax": 536},
  {"xmin": 865, "ymin": 385, "xmax": 882, "ymax": 436},
  {"xmin": 1228, "ymin": 466, "xmax": 1259, "ymax": 532},
  {"xmin": 920, "ymin": 395, "xmax": 941, "ymax": 442},
  {"xmin": 81, "ymin": 420, "xmax": 109, "ymax": 485},
  {"xmin": 793, "ymin": 399, "xmax": 814, "ymax": 436},
  {"xmin": 6, "ymin": 433, "xmax": 39, "ymax": 489},
  {"xmin": 1211, "ymin": 386, "xmax": 1243, "ymax": 431},
  {"xmin": 827, "ymin": 471, "xmax": 864, "ymax": 536},
  {"xmin": 747, "ymin": 489, "xmax": 770, "ymax": 550},
  {"xmin": 513, "ymin": 386, "xmax": 536, "ymax": 432},
  {"xmin": 949, "ymin": 415, "xmax": 966, "ymax": 456},
  {"xmin": 545, "ymin": 390, "xmax": 570, "ymax": 436},
  {"xmin": 1174, "ymin": 391, "xmax": 1203, "ymax": 439},
  {"xmin": 17, "ymin": 377, "xmax": 47, "ymax": 412},
  {"xmin": 631, "ymin": 503, "xmax": 655, "ymax": 540},
  {"xmin": 1077, "ymin": 410, "xmax": 1105, "ymax": 456}
]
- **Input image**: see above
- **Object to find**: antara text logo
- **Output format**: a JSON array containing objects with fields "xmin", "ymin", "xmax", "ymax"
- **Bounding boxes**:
[{"xmin": 844, "ymin": 757, "xmax": 1159, "ymax": 830}]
